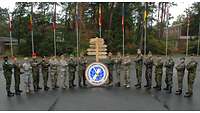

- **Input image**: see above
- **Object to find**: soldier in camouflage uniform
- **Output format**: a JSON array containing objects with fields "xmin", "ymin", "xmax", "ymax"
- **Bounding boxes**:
[
  {"xmin": 184, "ymin": 55, "xmax": 198, "ymax": 97},
  {"xmin": 122, "ymin": 54, "xmax": 131, "ymax": 88},
  {"xmin": 49, "ymin": 56, "xmax": 59, "ymax": 89},
  {"xmin": 153, "ymin": 56, "xmax": 163, "ymax": 91},
  {"xmin": 68, "ymin": 54, "xmax": 77, "ymax": 88},
  {"xmin": 164, "ymin": 56, "xmax": 175, "ymax": 93},
  {"xmin": 144, "ymin": 51, "xmax": 154, "ymax": 89},
  {"xmin": 41, "ymin": 56, "xmax": 50, "ymax": 91},
  {"xmin": 106, "ymin": 52, "xmax": 115, "ymax": 86},
  {"xmin": 175, "ymin": 57, "xmax": 185, "ymax": 95},
  {"xmin": 22, "ymin": 57, "xmax": 32, "ymax": 94},
  {"xmin": 2, "ymin": 56, "xmax": 15, "ymax": 97},
  {"xmin": 77, "ymin": 53, "xmax": 87, "ymax": 87},
  {"xmin": 59, "ymin": 55, "xmax": 68, "ymax": 89},
  {"xmin": 13, "ymin": 57, "xmax": 23, "ymax": 95},
  {"xmin": 30, "ymin": 55, "xmax": 42, "ymax": 92},
  {"xmin": 134, "ymin": 49, "xmax": 143, "ymax": 89},
  {"xmin": 114, "ymin": 52, "xmax": 122, "ymax": 87}
]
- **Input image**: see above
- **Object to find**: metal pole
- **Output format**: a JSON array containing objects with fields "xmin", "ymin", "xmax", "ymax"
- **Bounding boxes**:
[
  {"xmin": 197, "ymin": 23, "xmax": 200, "ymax": 56},
  {"xmin": 10, "ymin": 29, "xmax": 13, "ymax": 57},
  {"xmin": 53, "ymin": 3, "xmax": 57, "ymax": 56},
  {"xmin": 76, "ymin": 3, "xmax": 79, "ymax": 58},
  {"xmin": 165, "ymin": 5, "xmax": 169, "ymax": 57},
  {"xmin": 31, "ymin": 3, "xmax": 34, "ymax": 55},
  {"xmin": 144, "ymin": 3, "xmax": 147, "ymax": 56},
  {"xmin": 186, "ymin": 15, "xmax": 189, "ymax": 56},
  {"xmin": 122, "ymin": 3, "xmax": 125, "ymax": 57}
]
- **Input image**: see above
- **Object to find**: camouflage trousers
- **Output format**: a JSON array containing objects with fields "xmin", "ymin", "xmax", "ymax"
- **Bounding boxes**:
[
  {"xmin": 124, "ymin": 69, "xmax": 130, "ymax": 85},
  {"xmin": 136, "ymin": 67, "xmax": 142, "ymax": 85},
  {"xmin": 42, "ymin": 70, "xmax": 49, "ymax": 88},
  {"xmin": 177, "ymin": 72, "xmax": 184, "ymax": 90},
  {"xmin": 165, "ymin": 73, "xmax": 173, "ymax": 87},
  {"xmin": 69, "ymin": 72, "xmax": 76, "ymax": 87},
  {"xmin": 14, "ymin": 73, "xmax": 20, "ymax": 91},
  {"xmin": 50, "ymin": 70, "xmax": 58, "ymax": 88},
  {"xmin": 60, "ymin": 70, "xmax": 68, "ymax": 88},
  {"xmin": 155, "ymin": 72, "xmax": 162, "ymax": 87},
  {"xmin": 187, "ymin": 73, "xmax": 196, "ymax": 93},
  {"xmin": 4, "ymin": 73, "xmax": 12, "ymax": 92},
  {"xmin": 78, "ymin": 69, "xmax": 87, "ymax": 86},
  {"xmin": 145, "ymin": 68, "xmax": 153, "ymax": 87},
  {"xmin": 32, "ymin": 70, "xmax": 40, "ymax": 90},
  {"xmin": 24, "ymin": 72, "xmax": 32, "ymax": 92},
  {"xmin": 116, "ymin": 70, "xmax": 121, "ymax": 84}
]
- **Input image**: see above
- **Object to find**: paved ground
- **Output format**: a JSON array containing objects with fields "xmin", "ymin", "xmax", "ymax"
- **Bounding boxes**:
[{"xmin": 0, "ymin": 56, "xmax": 199, "ymax": 111}]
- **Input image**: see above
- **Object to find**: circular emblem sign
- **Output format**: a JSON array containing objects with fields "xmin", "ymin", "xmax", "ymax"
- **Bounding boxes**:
[{"xmin": 85, "ymin": 62, "xmax": 109, "ymax": 86}]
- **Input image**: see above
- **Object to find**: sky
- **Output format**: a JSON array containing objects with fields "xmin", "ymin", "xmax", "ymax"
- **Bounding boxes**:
[{"xmin": 0, "ymin": 1, "xmax": 195, "ymax": 24}]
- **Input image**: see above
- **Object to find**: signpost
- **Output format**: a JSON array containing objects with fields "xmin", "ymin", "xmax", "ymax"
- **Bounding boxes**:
[{"xmin": 87, "ymin": 37, "xmax": 108, "ymax": 62}]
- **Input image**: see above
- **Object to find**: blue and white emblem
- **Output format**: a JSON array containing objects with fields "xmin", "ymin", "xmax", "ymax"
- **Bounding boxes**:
[{"xmin": 85, "ymin": 62, "xmax": 109, "ymax": 86}]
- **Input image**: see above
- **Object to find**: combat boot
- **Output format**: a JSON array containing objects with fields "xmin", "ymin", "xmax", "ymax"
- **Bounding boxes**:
[
  {"xmin": 167, "ymin": 86, "xmax": 172, "ymax": 94},
  {"xmin": 163, "ymin": 86, "xmax": 169, "ymax": 90},
  {"xmin": 37, "ymin": 86, "xmax": 42, "ymax": 90},
  {"xmin": 15, "ymin": 91, "xmax": 21, "ymax": 95},
  {"xmin": 153, "ymin": 85, "xmax": 158, "ymax": 89},
  {"xmin": 18, "ymin": 90, "xmax": 23, "ymax": 93},
  {"xmin": 7, "ymin": 91, "xmax": 14, "ymax": 97},
  {"xmin": 136, "ymin": 84, "xmax": 141, "ymax": 89},
  {"xmin": 115, "ymin": 82, "xmax": 121, "ymax": 87},
  {"xmin": 144, "ymin": 84, "xmax": 149, "ymax": 87},
  {"xmin": 175, "ymin": 89, "xmax": 182, "ymax": 95},
  {"xmin": 134, "ymin": 83, "xmax": 140, "ymax": 87},
  {"xmin": 126, "ymin": 84, "xmax": 130, "ymax": 88},
  {"xmin": 184, "ymin": 92, "xmax": 193, "ymax": 97},
  {"xmin": 44, "ymin": 86, "xmax": 49, "ymax": 91},
  {"xmin": 157, "ymin": 86, "xmax": 161, "ymax": 91}
]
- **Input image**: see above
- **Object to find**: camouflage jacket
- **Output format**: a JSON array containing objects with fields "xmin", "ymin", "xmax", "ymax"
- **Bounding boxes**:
[
  {"xmin": 13, "ymin": 63, "xmax": 21, "ymax": 75},
  {"xmin": 68, "ymin": 59, "xmax": 77, "ymax": 72},
  {"xmin": 155, "ymin": 60, "xmax": 163, "ymax": 74},
  {"xmin": 2, "ymin": 61, "xmax": 13, "ymax": 74},
  {"xmin": 164, "ymin": 59, "xmax": 175, "ymax": 74},
  {"xmin": 144, "ymin": 57, "xmax": 153, "ymax": 69},
  {"xmin": 176, "ymin": 62, "xmax": 185, "ymax": 73},
  {"xmin": 186, "ymin": 60, "xmax": 198, "ymax": 73},
  {"xmin": 134, "ymin": 54, "xmax": 143, "ymax": 68},
  {"xmin": 77, "ymin": 57, "xmax": 87, "ymax": 71},
  {"xmin": 40, "ymin": 60, "xmax": 50, "ymax": 71}
]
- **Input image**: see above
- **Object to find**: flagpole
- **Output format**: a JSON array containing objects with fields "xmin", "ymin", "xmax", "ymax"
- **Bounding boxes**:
[
  {"xmin": 165, "ymin": 5, "xmax": 169, "ymax": 57},
  {"xmin": 76, "ymin": 3, "xmax": 79, "ymax": 58},
  {"xmin": 53, "ymin": 2, "xmax": 57, "ymax": 56},
  {"xmin": 99, "ymin": 3, "xmax": 102, "ymax": 38},
  {"xmin": 122, "ymin": 3, "xmax": 125, "ymax": 57},
  {"xmin": 9, "ymin": 14, "xmax": 13, "ymax": 57},
  {"xmin": 144, "ymin": 3, "xmax": 147, "ymax": 56},
  {"xmin": 186, "ymin": 11, "xmax": 190, "ymax": 56},
  {"xmin": 197, "ymin": 23, "xmax": 200, "ymax": 56},
  {"xmin": 31, "ymin": 3, "xmax": 34, "ymax": 55}
]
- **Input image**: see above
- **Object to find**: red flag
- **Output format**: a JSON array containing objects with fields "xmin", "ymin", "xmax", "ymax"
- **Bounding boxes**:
[
  {"xmin": 122, "ymin": 3, "xmax": 124, "ymax": 33},
  {"xmin": 28, "ymin": 15, "xmax": 33, "ymax": 31},
  {"xmin": 99, "ymin": 4, "xmax": 102, "ymax": 26},
  {"xmin": 8, "ymin": 15, "xmax": 12, "ymax": 32}
]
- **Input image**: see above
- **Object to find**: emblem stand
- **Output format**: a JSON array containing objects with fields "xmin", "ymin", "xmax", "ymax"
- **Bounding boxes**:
[{"xmin": 86, "ymin": 37, "xmax": 109, "ymax": 86}]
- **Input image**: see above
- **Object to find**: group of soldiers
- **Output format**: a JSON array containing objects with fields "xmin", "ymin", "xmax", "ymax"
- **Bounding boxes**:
[{"xmin": 1, "ymin": 49, "xmax": 198, "ymax": 98}]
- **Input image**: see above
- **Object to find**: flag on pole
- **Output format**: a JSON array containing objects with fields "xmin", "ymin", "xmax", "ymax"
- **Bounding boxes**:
[
  {"xmin": 52, "ymin": 4, "xmax": 56, "ymax": 30},
  {"xmin": 99, "ymin": 4, "xmax": 102, "ymax": 27},
  {"xmin": 122, "ymin": 3, "xmax": 125, "ymax": 33},
  {"xmin": 28, "ymin": 14, "xmax": 33, "ymax": 31},
  {"xmin": 8, "ymin": 15, "xmax": 12, "ymax": 32}
]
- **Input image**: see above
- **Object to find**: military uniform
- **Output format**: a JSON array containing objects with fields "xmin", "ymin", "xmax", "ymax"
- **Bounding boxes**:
[
  {"xmin": 41, "ymin": 59, "xmax": 50, "ymax": 91},
  {"xmin": 22, "ymin": 60, "xmax": 32, "ymax": 93},
  {"xmin": 106, "ymin": 56, "xmax": 115, "ymax": 86},
  {"xmin": 134, "ymin": 54, "xmax": 143, "ymax": 88},
  {"xmin": 68, "ymin": 57, "xmax": 77, "ymax": 88},
  {"xmin": 175, "ymin": 58, "xmax": 185, "ymax": 95},
  {"xmin": 154, "ymin": 58, "xmax": 163, "ymax": 90},
  {"xmin": 185, "ymin": 58, "xmax": 197, "ymax": 97},
  {"xmin": 13, "ymin": 62, "xmax": 22, "ymax": 95},
  {"xmin": 2, "ymin": 57, "xmax": 14, "ymax": 97},
  {"xmin": 114, "ymin": 55, "xmax": 122, "ymax": 87},
  {"xmin": 49, "ymin": 57, "xmax": 59, "ymax": 89},
  {"xmin": 122, "ymin": 55, "xmax": 131, "ymax": 88},
  {"xmin": 60, "ymin": 57, "xmax": 68, "ymax": 89},
  {"xmin": 77, "ymin": 56, "xmax": 87, "ymax": 87},
  {"xmin": 30, "ymin": 58, "xmax": 41, "ymax": 91},
  {"xmin": 164, "ymin": 57, "xmax": 174, "ymax": 93},
  {"xmin": 144, "ymin": 56, "xmax": 154, "ymax": 89}
]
